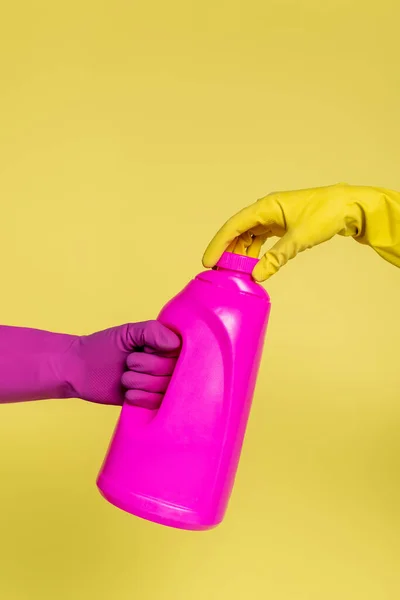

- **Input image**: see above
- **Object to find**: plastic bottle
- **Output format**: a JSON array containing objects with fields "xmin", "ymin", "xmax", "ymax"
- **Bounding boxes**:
[{"xmin": 97, "ymin": 252, "xmax": 271, "ymax": 530}]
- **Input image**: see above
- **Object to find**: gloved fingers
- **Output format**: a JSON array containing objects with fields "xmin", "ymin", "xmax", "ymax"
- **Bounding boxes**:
[
  {"xmin": 124, "ymin": 389, "xmax": 163, "ymax": 409},
  {"xmin": 252, "ymin": 230, "xmax": 306, "ymax": 281},
  {"xmin": 226, "ymin": 239, "xmax": 239, "ymax": 252},
  {"xmin": 126, "ymin": 352, "xmax": 177, "ymax": 376},
  {"xmin": 126, "ymin": 321, "xmax": 181, "ymax": 354},
  {"xmin": 246, "ymin": 230, "xmax": 278, "ymax": 258},
  {"xmin": 203, "ymin": 185, "xmax": 354, "ymax": 269},
  {"xmin": 251, "ymin": 217, "xmax": 341, "ymax": 281},
  {"xmin": 122, "ymin": 371, "xmax": 171, "ymax": 394},
  {"xmin": 249, "ymin": 223, "xmax": 286, "ymax": 238},
  {"xmin": 233, "ymin": 223, "xmax": 287, "ymax": 259},
  {"xmin": 203, "ymin": 197, "xmax": 284, "ymax": 268},
  {"xmin": 232, "ymin": 231, "xmax": 255, "ymax": 255},
  {"xmin": 143, "ymin": 345, "xmax": 180, "ymax": 358}
]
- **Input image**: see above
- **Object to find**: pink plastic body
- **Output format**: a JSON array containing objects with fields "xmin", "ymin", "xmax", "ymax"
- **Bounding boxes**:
[{"xmin": 97, "ymin": 253, "xmax": 271, "ymax": 530}]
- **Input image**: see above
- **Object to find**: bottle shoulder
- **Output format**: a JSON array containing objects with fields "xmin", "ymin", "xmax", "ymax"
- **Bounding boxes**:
[{"xmin": 195, "ymin": 270, "xmax": 270, "ymax": 301}]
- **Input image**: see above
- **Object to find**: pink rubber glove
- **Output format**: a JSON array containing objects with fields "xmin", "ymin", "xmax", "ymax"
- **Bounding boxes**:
[{"xmin": 0, "ymin": 322, "xmax": 180, "ymax": 407}]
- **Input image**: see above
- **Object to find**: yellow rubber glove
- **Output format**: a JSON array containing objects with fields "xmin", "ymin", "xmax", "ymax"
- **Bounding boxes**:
[{"xmin": 203, "ymin": 183, "xmax": 400, "ymax": 282}]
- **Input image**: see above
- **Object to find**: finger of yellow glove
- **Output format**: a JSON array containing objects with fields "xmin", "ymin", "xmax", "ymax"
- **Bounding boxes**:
[
  {"xmin": 252, "ymin": 231, "xmax": 302, "ymax": 281},
  {"xmin": 203, "ymin": 198, "xmax": 284, "ymax": 267},
  {"xmin": 226, "ymin": 239, "xmax": 239, "ymax": 253},
  {"xmin": 249, "ymin": 223, "xmax": 287, "ymax": 240},
  {"xmin": 253, "ymin": 232, "xmax": 299, "ymax": 282},
  {"xmin": 252, "ymin": 213, "xmax": 343, "ymax": 281},
  {"xmin": 233, "ymin": 232, "xmax": 254, "ymax": 255},
  {"xmin": 203, "ymin": 205, "xmax": 257, "ymax": 267},
  {"xmin": 247, "ymin": 233, "xmax": 270, "ymax": 258}
]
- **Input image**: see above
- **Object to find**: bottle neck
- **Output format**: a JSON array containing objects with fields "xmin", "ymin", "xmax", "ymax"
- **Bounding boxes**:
[{"xmin": 214, "ymin": 265, "xmax": 254, "ymax": 279}]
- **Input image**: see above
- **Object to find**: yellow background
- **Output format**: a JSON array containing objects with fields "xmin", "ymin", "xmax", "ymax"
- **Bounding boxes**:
[{"xmin": 0, "ymin": 1, "xmax": 399, "ymax": 598}]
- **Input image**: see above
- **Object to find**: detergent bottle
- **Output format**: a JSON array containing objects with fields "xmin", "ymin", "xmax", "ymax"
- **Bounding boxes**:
[{"xmin": 97, "ymin": 251, "xmax": 271, "ymax": 530}]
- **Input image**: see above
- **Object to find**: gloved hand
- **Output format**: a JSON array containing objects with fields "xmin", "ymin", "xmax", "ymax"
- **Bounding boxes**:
[
  {"xmin": 67, "ymin": 322, "xmax": 180, "ymax": 407},
  {"xmin": 203, "ymin": 183, "xmax": 400, "ymax": 281},
  {"xmin": 0, "ymin": 322, "xmax": 180, "ymax": 408}
]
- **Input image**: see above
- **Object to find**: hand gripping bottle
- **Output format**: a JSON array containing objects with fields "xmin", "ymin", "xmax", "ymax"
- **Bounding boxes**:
[{"xmin": 97, "ymin": 252, "xmax": 271, "ymax": 530}]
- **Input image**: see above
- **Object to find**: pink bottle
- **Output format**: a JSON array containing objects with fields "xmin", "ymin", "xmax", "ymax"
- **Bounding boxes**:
[{"xmin": 97, "ymin": 252, "xmax": 271, "ymax": 530}]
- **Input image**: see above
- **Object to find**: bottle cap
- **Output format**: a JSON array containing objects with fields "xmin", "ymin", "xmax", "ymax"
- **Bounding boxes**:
[{"xmin": 215, "ymin": 252, "xmax": 259, "ymax": 274}]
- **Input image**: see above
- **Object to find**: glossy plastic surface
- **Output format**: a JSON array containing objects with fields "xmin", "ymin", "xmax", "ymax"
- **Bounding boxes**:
[{"xmin": 97, "ymin": 252, "xmax": 271, "ymax": 530}]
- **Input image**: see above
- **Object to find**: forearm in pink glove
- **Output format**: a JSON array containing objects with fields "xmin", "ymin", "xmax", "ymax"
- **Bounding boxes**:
[{"xmin": 0, "ymin": 322, "xmax": 180, "ymax": 406}]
